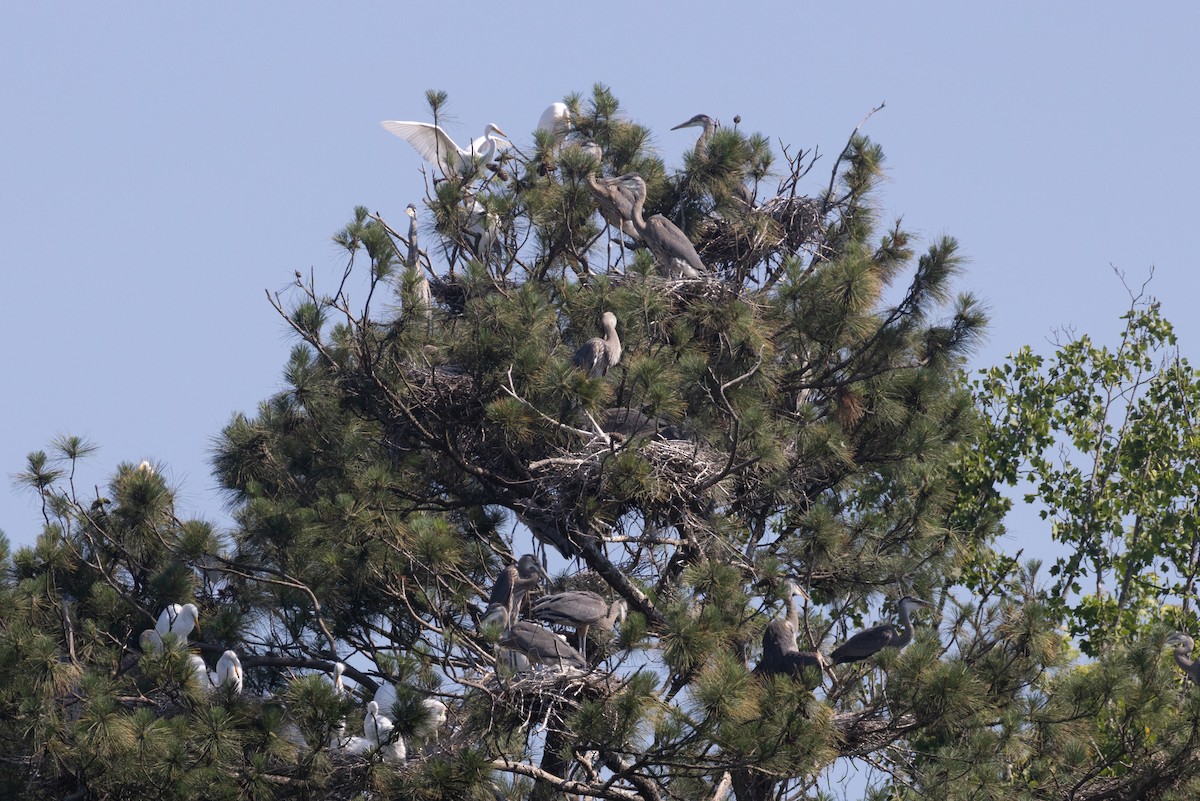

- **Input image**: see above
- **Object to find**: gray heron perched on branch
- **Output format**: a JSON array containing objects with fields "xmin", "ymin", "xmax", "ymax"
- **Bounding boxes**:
[
  {"xmin": 672, "ymin": 113, "xmax": 718, "ymax": 157},
  {"xmin": 619, "ymin": 173, "xmax": 707, "ymax": 279},
  {"xmin": 381, "ymin": 120, "xmax": 509, "ymax": 181},
  {"xmin": 405, "ymin": 204, "xmax": 432, "ymax": 328},
  {"xmin": 487, "ymin": 554, "xmax": 548, "ymax": 619},
  {"xmin": 531, "ymin": 590, "xmax": 628, "ymax": 662},
  {"xmin": 572, "ymin": 311, "xmax": 622, "ymax": 378},
  {"xmin": 486, "ymin": 604, "xmax": 587, "ymax": 671},
  {"xmin": 1166, "ymin": 633, "xmax": 1200, "ymax": 684},
  {"xmin": 830, "ymin": 596, "xmax": 934, "ymax": 665},
  {"xmin": 753, "ymin": 581, "xmax": 824, "ymax": 684},
  {"xmin": 586, "ymin": 172, "xmax": 641, "ymax": 242}
]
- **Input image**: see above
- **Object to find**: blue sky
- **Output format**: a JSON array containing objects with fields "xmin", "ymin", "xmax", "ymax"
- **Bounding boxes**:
[{"xmin": 3, "ymin": 2, "xmax": 1198, "ymax": 559}]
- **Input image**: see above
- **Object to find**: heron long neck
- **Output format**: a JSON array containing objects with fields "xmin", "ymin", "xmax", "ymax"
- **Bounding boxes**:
[
  {"xmin": 627, "ymin": 180, "xmax": 648, "ymax": 231},
  {"xmin": 694, "ymin": 120, "xmax": 715, "ymax": 156},
  {"xmin": 894, "ymin": 604, "xmax": 916, "ymax": 649},
  {"xmin": 407, "ymin": 216, "xmax": 419, "ymax": 270},
  {"xmin": 1175, "ymin": 642, "xmax": 1197, "ymax": 674},
  {"xmin": 604, "ymin": 600, "xmax": 625, "ymax": 628}
]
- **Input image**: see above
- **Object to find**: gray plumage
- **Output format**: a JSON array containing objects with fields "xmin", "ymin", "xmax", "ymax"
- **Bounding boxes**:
[
  {"xmin": 586, "ymin": 173, "xmax": 642, "ymax": 241},
  {"xmin": 830, "ymin": 596, "xmax": 933, "ymax": 665},
  {"xmin": 671, "ymin": 113, "xmax": 718, "ymax": 157},
  {"xmin": 754, "ymin": 580, "xmax": 824, "ymax": 684},
  {"xmin": 406, "ymin": 204, "xmax": 432, "ymax": 327},
  {"xmin": 572, "ymin": 311, "xmax": 622, "ymax": 378},
  {"xmin": 487, "ymin": 554, "xmax": 547, "ymax": 619},
  {"xmin": 1166, "ymin": 633, "xmax": 1200, "ymax": 683},
  {"xmin": 487, "ymin": 604, "xmax": 587, "ymax": 671},
  {"xmin": 597, "ymin": 407, "xmax": 685, "ymax": 441},
  {"xmin": 531, "ymin": 590, "xmax": 628, "ymax": 662},
  {"xmin": 619, "ymin": 174, "xmax": 706, "ymax": 279}
]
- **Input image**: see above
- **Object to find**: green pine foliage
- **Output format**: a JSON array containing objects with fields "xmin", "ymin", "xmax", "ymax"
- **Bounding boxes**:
[{"xmin": 4, "ymin": 85, "xmax": 1200, "ymax": 801}]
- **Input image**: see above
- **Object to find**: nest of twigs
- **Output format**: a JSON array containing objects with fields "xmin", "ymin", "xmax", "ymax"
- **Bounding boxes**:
[{"xmin": 694, "ymin": 194, "xmax": 826, "ymax": 282}]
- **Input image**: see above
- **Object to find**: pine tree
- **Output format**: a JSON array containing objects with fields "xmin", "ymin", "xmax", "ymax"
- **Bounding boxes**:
[{"xmin": 7, "ymin": 85, "xmax": 1199, "ymax": 801}]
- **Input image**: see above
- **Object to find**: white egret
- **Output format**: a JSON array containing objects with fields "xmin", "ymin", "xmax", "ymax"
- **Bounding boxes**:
[
  {"xmin": 136, "ymin": 460, "xmax": 155, "ymax": 475},
  {"xmin": 416, "ymin": 698, "xmax": 449, "ymax": 738},
  {"xmin": 365, "ymin": 700, "xmax": 406, "ymax": 762},
  {"xmin": 155, "ymin": 603, "xmax": 200, "ymax": 641},
  {"xmin": 536, "ymin": 102, "xmax": 571, "ymax": 138},
  {"xmin": 187, "ymin": 653, "xmax": 214, "ymax": 689},
  {"xmin": 381, "ymin": 120, "xmax": 508, "ymax": 180},
  {"xmin": 216, "ymin": 650, "xmax": 243, "ymax": 693}
]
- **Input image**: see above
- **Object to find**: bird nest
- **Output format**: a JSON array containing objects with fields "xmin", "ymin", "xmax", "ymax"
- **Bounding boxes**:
[
  {"xmin": 694, "ymin": 195, "xmax": 826, "ymax": 281},
  {"xmin": 473, "ymin": 666, "xmax": 620, "ymax": 738}
]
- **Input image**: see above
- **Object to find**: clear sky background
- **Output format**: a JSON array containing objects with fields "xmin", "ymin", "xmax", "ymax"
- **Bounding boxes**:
[{"xmin": 2, "ymin": 2, "xmax": 1197, "ymax": 561}]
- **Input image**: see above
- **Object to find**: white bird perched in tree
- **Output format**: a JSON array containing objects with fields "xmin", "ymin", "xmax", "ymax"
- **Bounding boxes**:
[
  {"xmin": 381, "ymin": 120, "xmax": 508, "ymax": 181},
  {"xmin": 536, "ymin": 102, "xmax": 571, "ymax": 138},
  {"xmin": 216, "ymin": 650, "xmax": 243, "ymax": 693},
  {"xmin": 415, "ymin": 698, "xmax": 449, "ymax": 738},
  {"xmin": 365, "ymin": 700, "xmax": 406, "ymax": 762},
  {"xmin": 155, "ymin": 603, "xmax": 200, "ymax": 642},
  {"xmin": 187, "ymin": 653, "xmax": 216, "ymax": 690},
  {"xmin": 572, "ymin": 311, "xmax": 622, "ymax": 378},
  {"xmin": 136, "ymin": 460, "xmax": 155, "ymax": 475}
]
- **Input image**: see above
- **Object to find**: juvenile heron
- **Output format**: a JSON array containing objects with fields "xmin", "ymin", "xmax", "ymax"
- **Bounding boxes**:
[
  {"xmin": 1166, "ymin": 633, "xmax": 1200, "ymax": 683},
  {"xmin": 156, "ymin": 603, "xmax": 200, "ymax": 642},
  {"xmin": 753, "ymin": 581, "xmax": 824, "ymax": 685},
  {"xmin": 672, "ymin": 113, "xmax": 718, "ymax": 157},
  {"xmin": 531, "ymin": 590, "xmax": 628, "ymax": 662},
  {"xmin": 572, "ymin": 311, "xmax": 622, "ymax": 378},
  {"xmin": 488, "ymin": 605, "xmax": 587, "ymax": 671},
  {"xmin": 381, "ymin": 120, "xmax": 509, "ymax": 180},
  {"xmin": 830, "ymin": 596, "xmax": 934, "ymax": 665},
  {"xmin": 487, "ymin": 553, "xmax": 548, "ymax": 619},
  {"xmin": 620, "ymin": 173, "xmax": 707, "ymax": 279}
]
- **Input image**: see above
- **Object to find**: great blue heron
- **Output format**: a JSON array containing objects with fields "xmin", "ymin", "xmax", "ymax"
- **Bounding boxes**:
[
  {"xmin": 586, "ymin": 173, "xmax": 642, "ymax": 242},
  {"xmin": 597, "ymin": 407, "xmax": 686, "ymax": 441},
  {"xmin": 487, "ymin": 604, "xmax": 587, "ymax": 671},
  {"xmin": 753, "ymin": 581, "xmax": 824, "ymax": 684},
  {"xmin": 404, "ymin": 204, "xmax": 432, "ymax": 325},
  {"xmin": 156, "ymin": 603, "xmax": 200, "ymax": 641},
  {"xmin": 216, "ymin": 650, "xmax": 243, "ymax": 693},
  {"xmin": 465, "ymin": 198, "xmax": 500, "ymax": 261},
  {"xmin": 536, "ymin": 102, "xmax": 571, "ymax": 138},
  {"xmin": 572, "ymin": 311, "xmax": 622, "ymax": 378},
  {"xmin": 672, "ymin": 113, "xmax": 718, "ymax": 157},
  {"xmin": 830, "ymin": 596, "xmax": 934, "ymax": 665},
  {"xmin": 365, "ymin": 700, "xmax": 406, "ymax": 762},
  {"xmin": 381, "ymin": 120, "xmax": 509, "ymax": 180},
  {"xmin": 531, "ymin": 590, "xmax": 628, "ymax": 662},
  {"xmin": 481, "ymin": 602, "xmax": 534, "ymax": 673},
  {"xmin": 619, "ymin": 174, "xmax": 707, "ymax": 279},
  {"xmin": 487, "ymin": 554, "xmax": 548, "ymax": 619},
  {"xmin": 1165, "ymin": 633, "xmax": 1200, "ymax": 683}
]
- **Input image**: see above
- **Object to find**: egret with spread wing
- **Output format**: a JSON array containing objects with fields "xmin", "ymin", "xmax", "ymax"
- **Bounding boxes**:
[{"xmin": 381, "ymin": 120, "xmax": 508, "ymax": 180}]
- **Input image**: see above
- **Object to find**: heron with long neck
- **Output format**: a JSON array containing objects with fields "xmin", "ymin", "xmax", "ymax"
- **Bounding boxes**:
[
  {"xmin": 487, "ymin": 554, "xmax": 548, "ymax": 620},
  {"xmin": 572, "ymin": 312, "xmax": 622, "ymax": 378},
  {"xmin": 830, "ymin": 596, "xmax": 934, "ymax": 665},
  {"xmin": 486, "ymin": 604, "xmax": 587, "ymax": 671},
  {"xmin": 618, "ymin": 173, "xmax": 706, "ymax": 279},
  {"xmin": 531, "ymin": 590, "xmax": 628, "ymax": 663},
  {"xmin": 405, "ymin": 204, "xmax": 432, "ymax": 328},
  {"xmin": 586, "ymin": 172, "xmax": 642, "ymax": 242},
  {"xmin": 1166, "ymin": 633, "xmax": 1200, "ymax": 683},
  {"xmin": 753, "ymin": 581, "xmax": 825, "ymax": 684},
  {"xmin": 672, "ymin": 113, "xmax": 718, "ymax": 158}
]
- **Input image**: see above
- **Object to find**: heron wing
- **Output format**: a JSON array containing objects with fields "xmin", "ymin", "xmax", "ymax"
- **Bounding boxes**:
[
  {"xmin": 646, "ymin": 215, "xmax": 705, "ymax": 276},
  {"xmin": 381, "ymin": 120, "xmax": 462, "ymax": 176}
]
